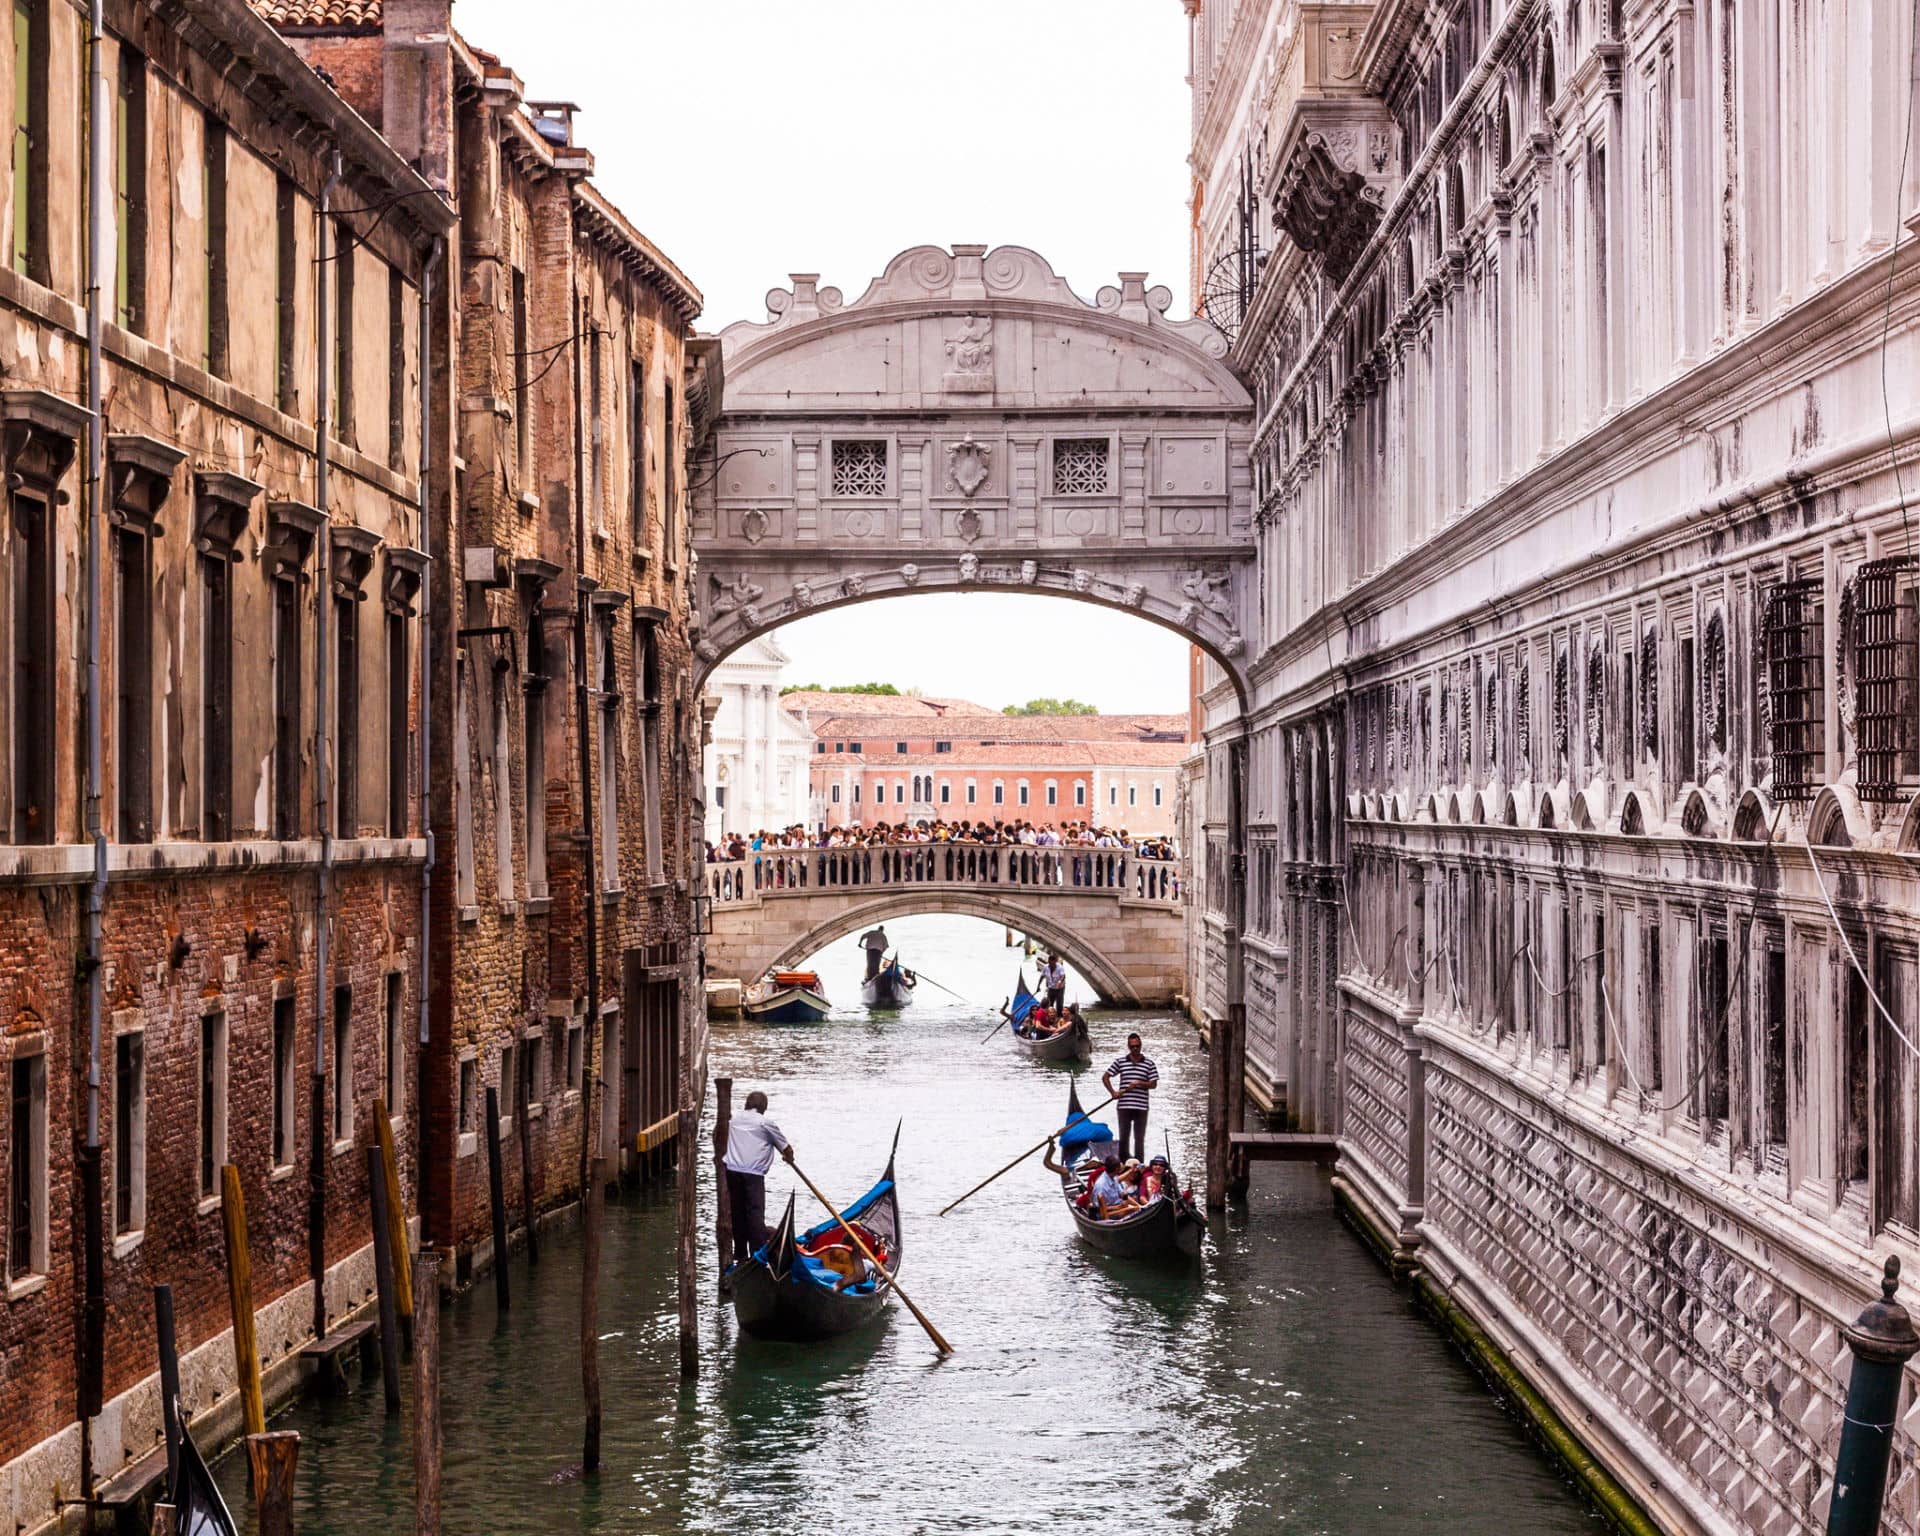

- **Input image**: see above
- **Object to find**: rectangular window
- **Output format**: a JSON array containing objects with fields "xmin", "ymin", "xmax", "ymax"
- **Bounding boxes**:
[
  {"xmin": 272, "ymin": 572, "xmax": 302, "ymax": 839},
  {"xmin": 198, "ymin": 1013, "xmax": 226, "ymax": 1198},
  {"xmin": 1763, "ymin": 578, "xmax": 1825, "ymax": 798},
  {"xmin": 458, "ymin": 1057, "xmax": 475, "ymax": 1135},
  {"xmin": 1051, "ymin": 437, "xmax": 1111, "ymax": 495},
  {"xmin": 896, "ymin": 741, "xmax": 908, "ymax": 754},
  {"xmin": 512, "ymin": 267, "xmax": 530, "ymax": 481},
  {"xmin": 1110, "ymin": 784, "xmax": 1118, "ymax": 805},
  {"xmin": 566, "ymin": 1022, "xmax": 583, "ymax": 1093},
  {"xmin": 201, "ymin": 552, "xmax": 232, "ymax": 840},
  {"xmin": 332, "ymin": 985, "xmax": 353, "ymax": 1143},
  {"xmin": 387, "ymin": 267, "xmax": 405, "ymax": 470},
  {"xmin": 522, "ymin": 1032, "xmax": 542, "ymax": 1112},
  {"xmin": 454, "ymin": 655, "xmax": 476, "ymax": 906},
  {"xmin": 1761, "ymin": 942, "xmax": 1788, "ymax": 1163},
  {"xmin": 335, "ymin": 591, "xmax": 358, "ymax": 835},
  {"xmin": 387, "ymin": 606, "xmax": 408, "ymax": 836},
  {"xmin": 114, "ymin": 48, "xmax": 146, "ymax": 333},
  {"xmin": 114, "ymin": 526, "xmax": 152, "ymax": 842},
  {"xmin": 1017, "ymin": 782, "xmax": 1029, "ymax": 806},
  {"xmin": 272, "ymin": 996, "xmax": 295, "ymax": 1168},
  {"xmin": 1697, "ymin": 931, "xmax": 1730, "ymax": 1127},
  {"xmin": 11, "ymin": 0, "xmax": 44, "ymax": 278},
  {"xmin": 525, "ymin": 619, "xmax": 548, "ymax": 899},
  {"xmin": 113, "ymin": 1030, "xmax": 143, "ymax": 1236},
  {"xmin": 384, "ymin": 973, "xmax": 403, "ymax": 1117},
  {"xmin": 1128, "ymin": 784, "xmax": 1138, "ymax": 807},
  {"xmin": 1853, "ymin": 556, "xmax": 1917, "ymax": 800},
  {"xmin": 629, "ymin": 359, "xmax": 647, "ymax": 543},
  {"xmin": 498, "ymin": 1043, "xmax": 514, "ymax": 1132},
  {"xmin": 993, "ymin": 782, "xmax": 1004, "ymax": 805},
  {"xmin": 965, "ymin": 781, "xmax": 976, "ymax": 805},
  {"xmin": 1641, "ymin": 924, "xmax": 1663, "ymax": 1093},
  {"xmin": 830, "ymin": 439, "xmax": 887, "ymax": 497},
  {"xmin": 636, "ymin": 620, "xmax": 663, "ymax": 884},
  {"xmin": 274, "ymin": 178, "xmax": 297, "ymax": 412},
  {"xmin": 1153, "ymin": 784, "xmax": 1164, "ymax": 807},
  {"xmin": 332, "ymin": 219, "xmax": 353, "ymax": 439},
  {"xmin": 1075, "ymin": 782, "xmax": 1086, "ymax": 806},
  {"xmin": 492, "ymin": 671, "xmax": 513, "ymax": 903},
  {"xmin": 662, "ymin": 384, "xmax": 677, "ymax": 557},
  {"xmin": 8, "ymin": 1051, "xmax": 46, "ymax": 1279},
  {"xmin": 11, "ymin": 488, "xmax": 53, "ymax": 842},
  {"xmin": 589, "ymin": 326, "xmax": 605, "ymax": 531},
  {"xmin": 935, "ymin": 740, "xmax": 951, "ymax": 754},
  {"xmin": 939, "ymin": 782, "xmax": 950, "ymax": 804},
  {"xmin": 1046, "ymin": 782, "xmax": 1057, "ymax": 806},
  {"xmin": 202, "ymin": 117, "xmax": 227, "ymax": 377},
  {"xmin": 597, "ymin": 621, "xmax": 619, "ymax": 884},
  {"xmin": 1676, "ymin": 634, "xmax": 1697, "ymax": 785}
]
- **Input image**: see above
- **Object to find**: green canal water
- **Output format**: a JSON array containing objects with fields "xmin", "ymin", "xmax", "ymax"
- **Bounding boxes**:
[{"xmin": 215, "ymin": 914, "xmax": 1602, "ymax": 1534}]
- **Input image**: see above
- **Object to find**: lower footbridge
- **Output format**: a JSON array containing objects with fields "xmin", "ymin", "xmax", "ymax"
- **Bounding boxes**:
[{"xmin": 703, "ymin": 844, "xmax": 1184, "ymax": 1005}]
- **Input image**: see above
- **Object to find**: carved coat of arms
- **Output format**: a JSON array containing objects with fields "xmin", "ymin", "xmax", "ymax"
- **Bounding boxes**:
[{"xmin": 947, "ymin": 435, "xmax": 992, "ymax": 498}]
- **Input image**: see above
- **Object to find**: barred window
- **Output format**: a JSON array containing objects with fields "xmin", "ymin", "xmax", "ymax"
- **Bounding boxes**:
[
  {"xmin": 1701, "ymin": 611, "xmax": 1728, "ymax": 756},
  {"xmin": 1052, "ymin": 437, "xmax": 1110, "ymax": 496},
  {"xmin": 1764, "ymin": 578, "xmax": 1825, "ymax": 799},
  {"xmin": 1853, "ymin": 556, "xmax": 1916, "ymax": 801},
  {"xmin": 1514, "ymin": 665, "xmax": 1532, "ymax": 774},
  {"xmin": 831, "ymin": 440, "xmax": 888, "ymax": 497}
]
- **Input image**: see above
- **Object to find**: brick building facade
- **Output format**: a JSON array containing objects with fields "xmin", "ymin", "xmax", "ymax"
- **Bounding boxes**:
[{"xmin": 0, "ymin": 1, "xmax": 709, "ymax": 1529}]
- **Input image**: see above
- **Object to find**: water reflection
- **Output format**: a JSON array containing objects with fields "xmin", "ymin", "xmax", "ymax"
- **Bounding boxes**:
[{"xmin": 216, "ymin": 914, "xmax": 1599, "ymax": 1534}]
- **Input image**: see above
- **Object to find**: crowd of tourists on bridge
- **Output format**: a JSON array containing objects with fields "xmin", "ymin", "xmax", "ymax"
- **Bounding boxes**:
[{"xmin": 705, "ymin": 820, "xmax": 1178, "ymax": 862}]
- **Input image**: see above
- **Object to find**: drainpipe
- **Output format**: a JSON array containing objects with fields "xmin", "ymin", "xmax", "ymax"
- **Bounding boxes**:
[
  {"xmin": 416, "ymin": 238, "xmax": 441, "ymax": 1213},
  {"xmin": 78, "ymin": 0, "xmax": 109, "ymax": 1485},
  {"xmin": 311, "ymin": 151, "xmax": 342, "ymax": 1347}
]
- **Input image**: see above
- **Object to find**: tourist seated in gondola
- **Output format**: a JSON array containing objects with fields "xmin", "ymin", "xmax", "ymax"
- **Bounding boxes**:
[
  {"xmin": 816, "ymin": 1244, "xmax": 879, "ymax": 1293},
  {"xmin": 1089, "ymin": 1155, "xmax": 1141, "ymax": 1219}
]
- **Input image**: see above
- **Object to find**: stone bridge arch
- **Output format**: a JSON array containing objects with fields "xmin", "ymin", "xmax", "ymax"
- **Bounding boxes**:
[
  {"xmin": 689, "ymin": 244, "xmax": 1255, "ymax": 696},
  {"xmin": 708, "ymin": 887, "xmax": 1178, "ymax": 1007}
]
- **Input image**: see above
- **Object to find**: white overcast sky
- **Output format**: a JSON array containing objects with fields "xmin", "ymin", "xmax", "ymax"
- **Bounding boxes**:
[{"xmin": 458, "ymin": 0, "xmax": 1197, "ymax": 713}]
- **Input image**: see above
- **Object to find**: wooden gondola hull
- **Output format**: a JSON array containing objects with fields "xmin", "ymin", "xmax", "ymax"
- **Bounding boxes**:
[
  {"xmin": 1015, "ymin": 1021, "xmax": 1092, "ymax": 1062},
  {"xmin": 731, "ymin": 1260, "xmax": 893, "ymax": 1341},
  {"xmin": 860, "ymin": 965, "xmax": 916, "ymax": 1009},
  {"xmin": 1068, "ymin": 1195, "xmax": 1204, "ymax": 1260}
]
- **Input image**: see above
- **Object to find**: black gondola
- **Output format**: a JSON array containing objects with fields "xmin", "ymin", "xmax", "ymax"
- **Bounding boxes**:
[
  {"xmin": 1055, "ymin": 1084, "xmax": 1203, "ymax": 1260},
  {"xmin": 1001, "ymin": 973, "xmax": 1092, "ymax": 1062},
  {"xmin": 731, "ymin": 1134, "xmax": 903, "ymax": 1341},
  {"xmin": 860, "ymin": 955, "xmax": 918, "ymax": 1009},
  {"xmin": 170, "ymin": 1413, "xmax": 241, "ymax": 1536}
]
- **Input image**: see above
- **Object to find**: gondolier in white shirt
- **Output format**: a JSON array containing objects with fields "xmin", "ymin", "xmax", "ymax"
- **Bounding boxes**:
[
  {"xmin": 724, "ymin": 1091, "xmax": 794, "ymax": 1265},
  {"xmin": 1102, "ymin": 1034, "xmax": 1159, "ymax": 1163},
  {"xmin": 1041, "ymin": 954, "xmax": 1068, "ymax": 1011}
]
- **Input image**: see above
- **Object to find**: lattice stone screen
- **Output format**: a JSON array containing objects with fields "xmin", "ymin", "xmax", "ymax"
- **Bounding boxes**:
[
  {"xmin": 1051, "ymin": 437, "xmax": 1110, "ymax": 495},
  {"xmin": 831, "ymin": 439, "xmax": 888, "ymax": 497}
]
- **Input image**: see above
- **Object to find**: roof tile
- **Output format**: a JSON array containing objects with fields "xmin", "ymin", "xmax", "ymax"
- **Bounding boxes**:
[{"xmin": 251, "ymin": 0, "xmax": 382, "ymax": 29}]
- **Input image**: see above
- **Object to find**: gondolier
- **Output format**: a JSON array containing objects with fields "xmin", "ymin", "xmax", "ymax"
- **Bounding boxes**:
[
  {"xmin": 724, "ymin": 1090, "xmax": 794, "ymax": 1265},
  {"xmin": 1102, "ymin": 1034, "xmax": 1158, "ymax": 1162},
  {"xmin": 1041, "ymin": 954, "xmax": 1067, "ymax": 1010},
  {"xmin": 859, "ymin": 923, "xmax": 891, "ymax": 981}
]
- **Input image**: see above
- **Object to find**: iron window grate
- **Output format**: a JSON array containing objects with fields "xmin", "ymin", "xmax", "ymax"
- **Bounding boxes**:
[
  {"xmin": 1854, "ymin": 555, "xmax": 1916, "ymax": 802},
  {"xmin": 1764, "ymin": 578, "xmax": 1825, "ymax": 800}
]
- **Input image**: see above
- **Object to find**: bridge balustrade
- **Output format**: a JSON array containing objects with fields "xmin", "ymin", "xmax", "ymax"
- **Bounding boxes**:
[{"xmin": 704, "ymin": 843, "xmax": 1180, "ymax": 906}]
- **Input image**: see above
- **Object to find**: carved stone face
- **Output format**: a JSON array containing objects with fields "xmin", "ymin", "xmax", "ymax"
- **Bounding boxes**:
[
  {"xmin": 1071, "ymin": 569, "xmax": 1092, "ymax": 593},
  {"xmin": 959, "ymin": 553, "xmax": 979, "ymax": 582}
]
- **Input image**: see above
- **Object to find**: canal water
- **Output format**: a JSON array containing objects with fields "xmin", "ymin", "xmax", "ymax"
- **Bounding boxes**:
[{"xmin": 215, "ymin": 914, "xmax": 1602, "ymax": 1534}]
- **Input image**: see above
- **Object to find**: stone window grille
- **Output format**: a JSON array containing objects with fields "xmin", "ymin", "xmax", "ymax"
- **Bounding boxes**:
[
  {"xmin": 831, "ymin": 439, "xmax": 888, "ymax": 497},
  {"xmin": 1515, "ymin": 665, "xmax": 1532, "ymax": 775},
  {"xmin": 1763, "ymin": 578, "xmax": 1826, "ymax": 799},
  {"xmin": 1052, "ymin": 437, "xmax": 1110, "ymax": 496},
  {"xmin": 1640, "ymin": 628, "xmax": 1660, "ymax": 761},
  {"xmin": 1552, "ymin": 648, "xmax": 1570, "ymax": 766},
  {"xmin": 1701, "ymin": 611, "xmax": 1728, "ymax": 756},
  {"xmin": 1852, "ymin": 555, "xmax": 1916, "ymax": 801}
]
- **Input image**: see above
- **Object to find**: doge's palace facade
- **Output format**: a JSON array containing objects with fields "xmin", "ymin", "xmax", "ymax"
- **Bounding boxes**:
[{"xmin": 1183, "ymin": 0, "xmax": 1920, "ymax": 1528}]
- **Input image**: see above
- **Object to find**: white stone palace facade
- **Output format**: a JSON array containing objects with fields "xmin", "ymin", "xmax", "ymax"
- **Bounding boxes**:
[{"xmin": 1182, "ymin": 0, "xmax": 1920, "ymax": 1530}]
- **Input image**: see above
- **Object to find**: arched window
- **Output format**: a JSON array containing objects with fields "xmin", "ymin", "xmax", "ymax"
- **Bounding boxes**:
[{"xmin": 1539, "ymin": 31, "xmax": 1557, "ymax": 109}]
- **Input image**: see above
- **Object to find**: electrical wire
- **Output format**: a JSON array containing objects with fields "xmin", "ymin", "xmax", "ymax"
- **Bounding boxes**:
[{"xmin": 1804, "ymin": 837, "xmax": 1920, "ymax": 1062}]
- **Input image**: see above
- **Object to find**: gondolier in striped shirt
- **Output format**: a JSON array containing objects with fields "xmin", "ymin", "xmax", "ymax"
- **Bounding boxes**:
[
  {"xmin": 724, "ymin": 1091, "xmax": 794, "ymax": 1265},
  {"xmin": 1103, "ymin": 1035, "xmax": 1159, "ymax": 1162}
]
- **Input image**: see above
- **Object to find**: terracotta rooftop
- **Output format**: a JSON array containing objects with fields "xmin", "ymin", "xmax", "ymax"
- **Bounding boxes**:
[
  {"xmin": 778, "ymin": 692, "xmax": 999, "ymax": 718},
  {"xmin": 805, "ymin": 712, "xmax": 1190, "ymax": 745},
  {"xmin": 251, "ymin": 0, "xmax": 381, "ymax": 28},
  {"xmin": 816, "ymin": 741, "xmax": 1188, "ymax": 769}
]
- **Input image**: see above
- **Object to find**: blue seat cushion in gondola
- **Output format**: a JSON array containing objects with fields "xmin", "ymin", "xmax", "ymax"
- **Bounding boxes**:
[
  {"xmin": 1059, "ymin": 1119, "xmax": 1112, "ymax": 1152},
  {"xmin": 793, "ymin": 1253, "xmax": 879, "ymax": 1294}
]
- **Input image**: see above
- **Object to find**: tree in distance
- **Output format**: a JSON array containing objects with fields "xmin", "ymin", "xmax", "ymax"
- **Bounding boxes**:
[
  {"xmin": 1003, "ymin": 697, "xmax": 1098, "ymax": 716},
  {"xmin": 780, "ymin": 681, "xmax": 905, "ymax": 696}
]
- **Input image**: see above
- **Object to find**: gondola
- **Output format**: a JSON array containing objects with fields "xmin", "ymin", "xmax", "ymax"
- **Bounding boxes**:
[
  {"xmin": 743, "ymin": 969, "xmax": 831, "ymax": 1024},
  {"xmin": 170, "ymin": 1413, "xmax": 240, "ymax": 1536},
  {"xmin": 860, "ymin": 955, "xmax": 918, "ymax": 1009},
  {"xmin": 1002, "ymin": 973, "xmax": 1092, "ymax": 1063},
  {"xmin": 731, "ymin": 1133, "xmax": 903, "ymax": 1341},
  {"xmin": 1055, "ymin": 1083, "xmax": 1203, "ymax": 1260}
]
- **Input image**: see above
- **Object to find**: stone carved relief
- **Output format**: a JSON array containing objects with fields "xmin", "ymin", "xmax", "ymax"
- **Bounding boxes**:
[
  {"xmin": 708, "ymin": 571, "xmax": 764, "ymax": 617},
  {"xmin": 943, "ymin": 316, "xmax": 994, "ymax": 393},
  {"xmin": 900, "ymin": 563, "xmax": 920, "ymax": 586},
  {"xmin": 1181, "ymin": 569, "xmax": 1236, "ymax": 625},
  {"xmin": 1071, "ymin": 569, "xmax": 1092, "ymax": 593},
  {"xmin": 740, "ymin": 508, "xmax": 770, "ymax": 544},
  {"xmin": 946, "ymin": 435, "xmax": 992, "ymax": 498},
  {"xmin": 1122, "ymin": 583, "xmax": 1145, "ymax": 608},
  {"xmin": 842, "ymin": 574, "xmax": 866, "ymax": 599},
  {"xmin": 958, "ymin": 553, "xmax": 979, "ymax": 582},
  {"xmin": 791, "ymin": 580, "xmax": 813, "ymax": 609},
  {"xmin": 956, "ymin": 507, "xmax": 983, "ymax": 543},
  {"xmin": 1324, "ymin": 25, "xmax": 1362, "ymax": 79},
  {"xmin": 1020, "ymin": 560, "xmax": 1037, "ymax": 585}
]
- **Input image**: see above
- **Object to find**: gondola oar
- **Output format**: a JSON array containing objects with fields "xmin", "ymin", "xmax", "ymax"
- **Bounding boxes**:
[
  {"xmin": 980, "ymin": 1004, "xmax": 1012, "ymax": 1045},
  {"xmin": 788, "ymin": 1158, "xmax": 954, "ymax": 1357},
  {"xmin": 907, "ymin": 967, "xmax": 970, "ymax": 1004},
  {"xmin": 938, "ymin": 1093, "xmax": 1118, "ymax": 1216}
]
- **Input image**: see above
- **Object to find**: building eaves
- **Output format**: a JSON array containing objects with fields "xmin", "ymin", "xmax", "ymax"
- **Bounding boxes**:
[
  {"xmin": 178, "ymin": 0, "xmax": 454, "ymax": 239},
  {"xmin": 572, "ymin": 182, "xmax": 703, "ymax": 324}
]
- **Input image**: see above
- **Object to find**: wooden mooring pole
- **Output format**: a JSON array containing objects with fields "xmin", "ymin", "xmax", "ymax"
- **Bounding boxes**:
[
  {"xmin": 152, "ymin": 1284, "xmax": 182, "ymax": 1494},
  {"xmin": 245, "ymin": 1431, "xmax": 299, "ymax": 1536},
  {"xmin": 581, "ymin": 1156, "xmax": 606, "ymax": 1473},
  {"xmin": 515, "ymin": 1054, "xmax": 539, "ymax": 1265},
  {"xmin": 412, "ymin": 1251, "xmax": 442, "ymax": 1536},
  {"xmin": 373, "ymin": 1099, "xmax": 414, "ymax": 1353},
  {"xmin": 365, "ymin": 1146, "xmax": 404, "ymax": 1413},
  {"xmin": 484, "ymin": 1085, "xmax": 510, "ymax": 1311},
  {"xmin": 712, "ymin": 1077, "xmax": 733, "ymax": 1296},
  {"xmin": 218, "ymin": 1164, "xmax": 266, "ymax": 1441}
]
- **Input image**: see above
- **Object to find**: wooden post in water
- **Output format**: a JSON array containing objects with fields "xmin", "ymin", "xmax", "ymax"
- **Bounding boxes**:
[
  {"xmin": 373, "ymin": 1099, "xmax": 414, "ymax": 1351},
  {"xmin": 1205, "ymin": 1016, "xmax": 1229, "ymax": 1209},
  {"xmin": 580, "ymin": 1156, "xmax": 606, "ymax": 1473},
  {"xmin": 150, "ymin": 1504, "xmax": 176, "ymax": 1536},
  {"xmin": 245, "ymin": 1431, "xmax": 299, "ymax": 1536},
  {"xmin": 712, "ymin": 1077, "xmax": 733, "ymax": 1297},
  {"xmin": 219, "ymin": 1164, "xmax": 266, "ymax": 1439},
  {"xmin": 1227, "ymin": 1000, "xmax": 1250, "ymax": 1196},
  {"xmin": 676, "ymin": 1000, "xmax": 698, "ymax": 1381},
  {"xmin": 515, "ymin": 1052, "xmax": 539, "ymax": 1265},
  {"xmin": 365, "ymin": 1146, "xmax": 403, "ymax": 1412},
  {"xmin": 484, "ymin": 1085, "xmax": 509, "ymax": 1310},
  {"xmin": 153, "ymin": 1284, "xmax": 182, "ymax": 1494},
  {"xmin": 412, "ymin": 1251, "xmax": 442, "ymax": 1536}
]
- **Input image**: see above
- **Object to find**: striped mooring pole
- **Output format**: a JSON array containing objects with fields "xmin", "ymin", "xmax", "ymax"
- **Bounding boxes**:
[{"xmin": 1826, "ymin": 1256, "xmax": 1918, "ymax": 1536}]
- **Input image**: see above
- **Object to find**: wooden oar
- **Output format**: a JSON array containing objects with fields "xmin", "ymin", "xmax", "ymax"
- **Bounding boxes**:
[
  {"xmin": 980, "ymin": 1004, "xmax": 1012, "ymax": 1045},
  {"xmin": 908, "ymin": 967, "xmax": 971, "ymax": 1005},
  {"xmin": 938, "ymin": 1093, "xmax": 1117, "ymax": 1217},
  {"xmin": 788, "ymin": 1159, "xmax": 954, "ymax": 1357}
]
